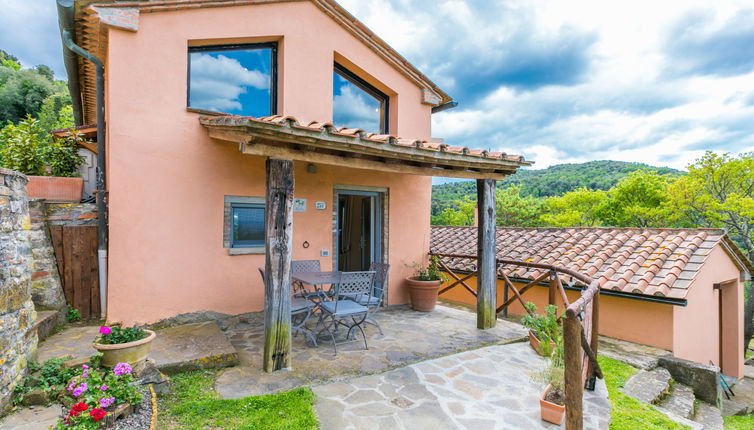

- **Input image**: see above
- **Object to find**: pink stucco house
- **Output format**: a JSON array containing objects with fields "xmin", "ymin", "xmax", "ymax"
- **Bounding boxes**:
[{"xmin": 55, "ymin": 0, "xmax": 529, "ymax": 337}]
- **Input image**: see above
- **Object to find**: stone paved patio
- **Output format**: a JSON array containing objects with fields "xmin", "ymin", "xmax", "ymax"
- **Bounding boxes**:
[
  {"xmin": 215, "ymin": 305, "xmax": 528, "ymax": 398},
  {"xmin": 313, "ymin": 342, "xmax": 611, "ymax": 430}
]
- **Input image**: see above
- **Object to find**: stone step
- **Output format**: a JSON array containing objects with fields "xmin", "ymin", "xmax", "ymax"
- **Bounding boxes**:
[
  {"xmin": 693, "ymin": 401, "xmax": 723, "ymax": 430},
  {"xmin": 654, "ymin": 406, "xmax": 704, "ymax": 430},
  {"xmin": 30, "ymin": 310, "xmax": 63, "ymax": 342},
  {"xmin": 150, "ymin": 321, "xmax": 239, "ymax": 374},
  {"xmin": 622, "ymin": 367, "xmax": 672, "ymax": 404},
  {"xmin": 659, "ymin": 383, "xmax": 696, "ymax": 419},
  {"xmin": 721, "ymin": 398, "xmax": 749, "ymax": 416}
]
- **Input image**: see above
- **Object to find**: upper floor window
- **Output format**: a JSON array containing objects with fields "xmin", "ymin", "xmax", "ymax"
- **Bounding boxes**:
[
  {"xmin": 188, "ymin": 43, "xmax": 277, "ymax": 117},
  {"xmin": 333, "ymin": 63, "xmax": 389, "ymax": 134}
]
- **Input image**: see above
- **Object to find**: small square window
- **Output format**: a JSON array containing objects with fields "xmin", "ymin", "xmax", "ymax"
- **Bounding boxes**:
[
  {"xmin": 188, "ymin": 43, "xmax": 277, "ymax": 117},
  {"xmin": 231, "ymin": 203, "xmax": 265, "ymax": 248},
  {"xmin": 333, "ymin": 63, "xmax": 389, "ymax": 134}
]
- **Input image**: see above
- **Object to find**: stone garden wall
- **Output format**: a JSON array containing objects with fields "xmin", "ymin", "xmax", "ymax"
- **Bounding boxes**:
[{"xmin": 0, "ymin": 168, "xmax": 38, "ymax": 413}]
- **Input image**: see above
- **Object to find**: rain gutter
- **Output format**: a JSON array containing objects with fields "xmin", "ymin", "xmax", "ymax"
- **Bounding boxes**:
[{"xmin": 57, "ymin": 0, "xmax": 108, "ymax": 318}]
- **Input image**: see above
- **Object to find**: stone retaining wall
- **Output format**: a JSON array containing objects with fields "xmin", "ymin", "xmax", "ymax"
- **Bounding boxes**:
[
  {"xmin": 0, "ymin": 168, "xmax": 38, "ymax": 413},
  {"xmin": 28, "ymin": 201, "xmax": 66, "ymax": 310}
]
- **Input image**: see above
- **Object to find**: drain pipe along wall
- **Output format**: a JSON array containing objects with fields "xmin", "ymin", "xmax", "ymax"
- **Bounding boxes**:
[{"xmin": 57, "ymin": 0, "xmax": 108, "ymax": 318}]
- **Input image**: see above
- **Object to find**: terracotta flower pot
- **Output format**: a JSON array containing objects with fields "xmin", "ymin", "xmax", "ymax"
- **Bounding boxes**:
[
  {"xmin": 93, "ymin": 330, "xmax": 156, "ymax": 367},
  {"xmin": 26, "ymin": 176, "xmax": 83, "ymax": 202},
  {"xmin": 528, "ymin": 330, "xmax": 556, "ymax": 356},
  {"xmin": 405, "ymin": 277, "xmax": 442, "ymax": 312},
  {"xmin": 540, "ymin": 384, "xmax": 566, "ymax": 425}
]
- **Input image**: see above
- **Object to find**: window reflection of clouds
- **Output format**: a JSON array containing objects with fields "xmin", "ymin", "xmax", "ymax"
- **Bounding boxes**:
[
  {"xmin": 189, "ymin": 48, "xmax": 272, "ymax": 117},
  {"xmin": 333, "ymin": 72, "xmax": 382, "ymax": 133}
]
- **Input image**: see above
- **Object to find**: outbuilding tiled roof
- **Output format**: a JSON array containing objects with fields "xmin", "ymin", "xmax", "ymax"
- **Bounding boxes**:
[
  {"xmin": 430, "ymin": 226, "xmax": 752, "ymax": 300},
  {"xmin": 202, "ymin": 114, "xmax": 530, "ymax": 164}
]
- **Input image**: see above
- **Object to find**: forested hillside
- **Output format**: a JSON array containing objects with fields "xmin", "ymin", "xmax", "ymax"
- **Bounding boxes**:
[{"xmin": 432, "ymin": 160, "xmax": 682, "ymax": 216}]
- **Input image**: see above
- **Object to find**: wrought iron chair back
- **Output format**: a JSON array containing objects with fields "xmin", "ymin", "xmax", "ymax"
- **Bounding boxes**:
[
  {"xmin": 291, "ymin": 259, "xmax": 321, "ymax": 273},
  {"xmin": 369, "ymin": 262, "xmax": 390, "ymax": 302},
  {"xmin": 334, "ymin": 271, "xmax": 374, "ymax": 313}
]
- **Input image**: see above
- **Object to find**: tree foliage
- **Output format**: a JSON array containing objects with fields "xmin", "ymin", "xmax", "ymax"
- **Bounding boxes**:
[
  {"xmin": 0, "ymin": 116, "xmax": 83, "ymax": 177},
  {"xmin": 541, "ymin": 188, "xmax": 608, "ymax": 227},
  {"xmin": 495, "ymin": 185, "xmax": 547, "ymax": 227},
  {"xmin": 431, "ymin": 160, "xmax": 683, "ymax": 216}
]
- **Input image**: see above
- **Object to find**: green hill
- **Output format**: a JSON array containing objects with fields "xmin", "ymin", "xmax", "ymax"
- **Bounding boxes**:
[{"xmin": 431, "ymin": 160, "xmax": 683, "ymax": 216}]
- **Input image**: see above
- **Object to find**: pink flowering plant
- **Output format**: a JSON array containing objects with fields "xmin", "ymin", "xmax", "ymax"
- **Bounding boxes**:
[
  {"xmin": 55, "ymin": 362, "xmax": 142, "ymax": 429},
  {"xmin": 96, "ymin": 325, "xmax": 147, "ymax": 345}
]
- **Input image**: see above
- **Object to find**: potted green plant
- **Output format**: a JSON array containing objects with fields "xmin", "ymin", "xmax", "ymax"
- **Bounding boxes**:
[
  {"xmin": 405, "ymin": 256, "xmax": 445, "ymax": 312},
  {"xmin": 539, "ymin": 337, "xmax": 566, "ymax": 425},
  {"xmin": 93, "ymin": 325, "xmax": 156, "ymax": 368},
  {"xmin": 0, "ymin": 116, "xmax": 85, "ymax": 202},
  {"xmin": 521, "ymin": 302, "xmax": 560, "ymax": 356}
]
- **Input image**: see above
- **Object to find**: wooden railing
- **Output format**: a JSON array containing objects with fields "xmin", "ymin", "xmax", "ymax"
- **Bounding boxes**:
[{"xmin": 431, "ymin": 252, "xmax": 602, "ymax": 430}]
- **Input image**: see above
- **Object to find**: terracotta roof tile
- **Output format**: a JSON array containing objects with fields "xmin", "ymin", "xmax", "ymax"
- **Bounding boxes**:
[
  {"xmin": 199, "ymin": 114, "xmax": 531, "ymax": 170},
  {"xmin": 430, "ymin": 226, "xmax": 750, "ymax": 300}
]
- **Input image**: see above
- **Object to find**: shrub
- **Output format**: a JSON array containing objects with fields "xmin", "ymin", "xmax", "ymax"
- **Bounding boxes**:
[
  {"xmin": 67, "ymin": 308, "xmax": 81, "ymax": 322},
  {"xmin": 412, "ymin": 255, "xmax": 444, "ymax": 281},
  {"xmin": 521, "ymin": 302, "xmax": 561, "ymax": 356},
  {"xmin": 0, "ymin": 115, "xmax": 84, "ymax": 177}
]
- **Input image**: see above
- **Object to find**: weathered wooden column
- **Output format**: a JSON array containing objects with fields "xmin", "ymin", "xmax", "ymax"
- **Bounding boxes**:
[
  {"xmin": 564, "ymin": 309, "xmax": 584, "ymax": 430},
  {"xmin": 476, "ymin": 179, "xmax": 496, "ymax": 329},
  {"xmin": 587, "ymin": 292, "xmax": 600, "ymax": 386},
  {"xmin": 263, "ymin": 158, "xmax": 294, "ymax": 372}
]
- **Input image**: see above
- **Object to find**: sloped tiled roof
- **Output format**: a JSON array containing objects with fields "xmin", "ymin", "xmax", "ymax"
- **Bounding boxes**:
[
  {"xmin": 201, "ymin": 114, "xmax": 530, "ymax": 164},
  {"xmin": 430, "ymin": 226, "xmax": 752, "ymax": 300}
]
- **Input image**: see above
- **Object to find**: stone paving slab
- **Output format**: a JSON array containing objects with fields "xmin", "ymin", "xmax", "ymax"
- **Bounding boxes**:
[
  {"xmin": 622, "ymin": 367, "xmax": 671, "ymax": 404},
  {"xmin": 693, "ymin": 402, "xmax": 723, "ymax": 430},
  {"xmin": 660, "ymin": 383, "xmax": 695, "ymax": 419},
  {"xmin": 36, "ymin": 325, "xmax": 99, "ymax": 362},
  {"xmin": 598, "ymin": 336, "xmax": 670, "ymax": 370},
  {"xmin": 0, "ymin": 405, "xmax": 62, "ymax": 430},
  {"xmin": 149, "ymin": 321, "xmax": 239, "ymax": 374},
  {"xmin": 313, "ymin": 342, "xmax": 610, "ymax": 430},
  {"xmin": 216, "ymin": 305, "xmax": 528, "ymax": 398}
]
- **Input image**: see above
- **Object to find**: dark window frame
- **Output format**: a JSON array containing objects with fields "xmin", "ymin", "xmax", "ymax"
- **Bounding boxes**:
[
  {"xmin": 333, "ymin": 62, "xmax": 390, "ymax": 134},
  {"xmin": 187, "ymin": 42, "xmax": 278, "ymax": 116},
  {"xmin": 230, "ymin": 202, "xmax": 265, "ymax": 248}
]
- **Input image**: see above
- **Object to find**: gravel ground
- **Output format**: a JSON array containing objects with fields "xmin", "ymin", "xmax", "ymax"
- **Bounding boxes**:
[{"xmin": 113, "ymin": 387, "xmax": 153, "ymax": 430}]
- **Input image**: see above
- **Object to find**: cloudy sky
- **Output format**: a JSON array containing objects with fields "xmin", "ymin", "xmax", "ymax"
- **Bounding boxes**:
[{"xmin": 2, "ymin": 0, "xmax": 754, "ymax": 174}]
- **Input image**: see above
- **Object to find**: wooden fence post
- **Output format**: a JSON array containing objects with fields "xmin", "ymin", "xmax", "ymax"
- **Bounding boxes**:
[
  {"xmin": 564, "ymin": 310, "xmax": 584, "ymax": 430},
  {"xmin": 263, "ymin": 158, "xmax": 294, "ymax": 372},
  {"xmin": 476, "ymin": 178, "xmax": 496, "ymax": 329},
  {"xmin": 587, "ymin": 291, "xmax": 600, "ymax": 385},
  {"xmin": 548, "ymin": 270, "xmax": 557, "ymax": 307}
]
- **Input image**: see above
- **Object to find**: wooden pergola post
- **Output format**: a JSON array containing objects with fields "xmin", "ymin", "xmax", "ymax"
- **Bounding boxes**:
[
  {"xmin": 263, "ymin": 158, "xmax": 294, "ymax": 372},
  {"xmin": 476, "ymin": 179, "xmax": 496, "ymax": 329}
]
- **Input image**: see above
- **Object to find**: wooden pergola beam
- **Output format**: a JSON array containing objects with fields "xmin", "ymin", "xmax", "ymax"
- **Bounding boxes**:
[
  {"xmin": 237, "ymin": 140, "xmax": 511, "ymax": 180},
  {"xmin": 263, "ymin": 158, "xmax": 294, "ymax": 372}
]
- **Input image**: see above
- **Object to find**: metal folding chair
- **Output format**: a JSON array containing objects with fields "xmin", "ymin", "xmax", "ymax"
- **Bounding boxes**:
[
  {"xmin": 340, "ymin": 262, "xmax": 390, "ymax": 334},
  {"xmin": 317, "ymin": 271, "xmax": 375, "ymax": 354},
  {"xmin": 258, "ymin": 268, "xmax": 317, "ymax": 346},
  {"xmin": 291, "ymin": 259, "xmax": 332, "ymax": 299}
]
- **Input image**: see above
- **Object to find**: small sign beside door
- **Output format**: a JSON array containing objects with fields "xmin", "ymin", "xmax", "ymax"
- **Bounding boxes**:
[
  {"xmin": 294, "ymin": 198, "xmax": 306, "ymax": 212},
  {"xmin": 315, "ymin": 201, "xmax": 326, "ymax": 210}
]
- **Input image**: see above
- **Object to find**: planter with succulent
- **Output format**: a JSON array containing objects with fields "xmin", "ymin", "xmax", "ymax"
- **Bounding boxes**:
[
  {"xmin": 0, "ymin": 116, "xmax": 85, "ymax": 202},
  {"xmin": 405, "ymin": 256, "xmax": 445, "ymax": 312},
  {"xmin": 93, "ymin": 326, "xmax": 156, "ymax": 368},
  {"xmin": 521, "ymin": 302, "xmax": 560, "ymax": 356},
  {"xmin": 539, "ymin": 336, "xmax": 566, "ymax": 425}
]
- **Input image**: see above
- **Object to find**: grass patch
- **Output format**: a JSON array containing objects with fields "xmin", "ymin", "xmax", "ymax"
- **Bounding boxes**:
[
  {"xmin": 158, "ymin": 370, "xmax": 319, "ymax": 430},
  {"xmin": 598, "ymin": 356, "xmax": 689, "ymax": 430},
  {"xmin": 725, "ymin": 413, "xmax": 754, "ymax": 429}
]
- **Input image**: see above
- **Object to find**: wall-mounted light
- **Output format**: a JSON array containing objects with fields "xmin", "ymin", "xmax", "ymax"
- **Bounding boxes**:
[{"xmin": 307, "ymin": 163, "xmax": 317, "ymax": 174}]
